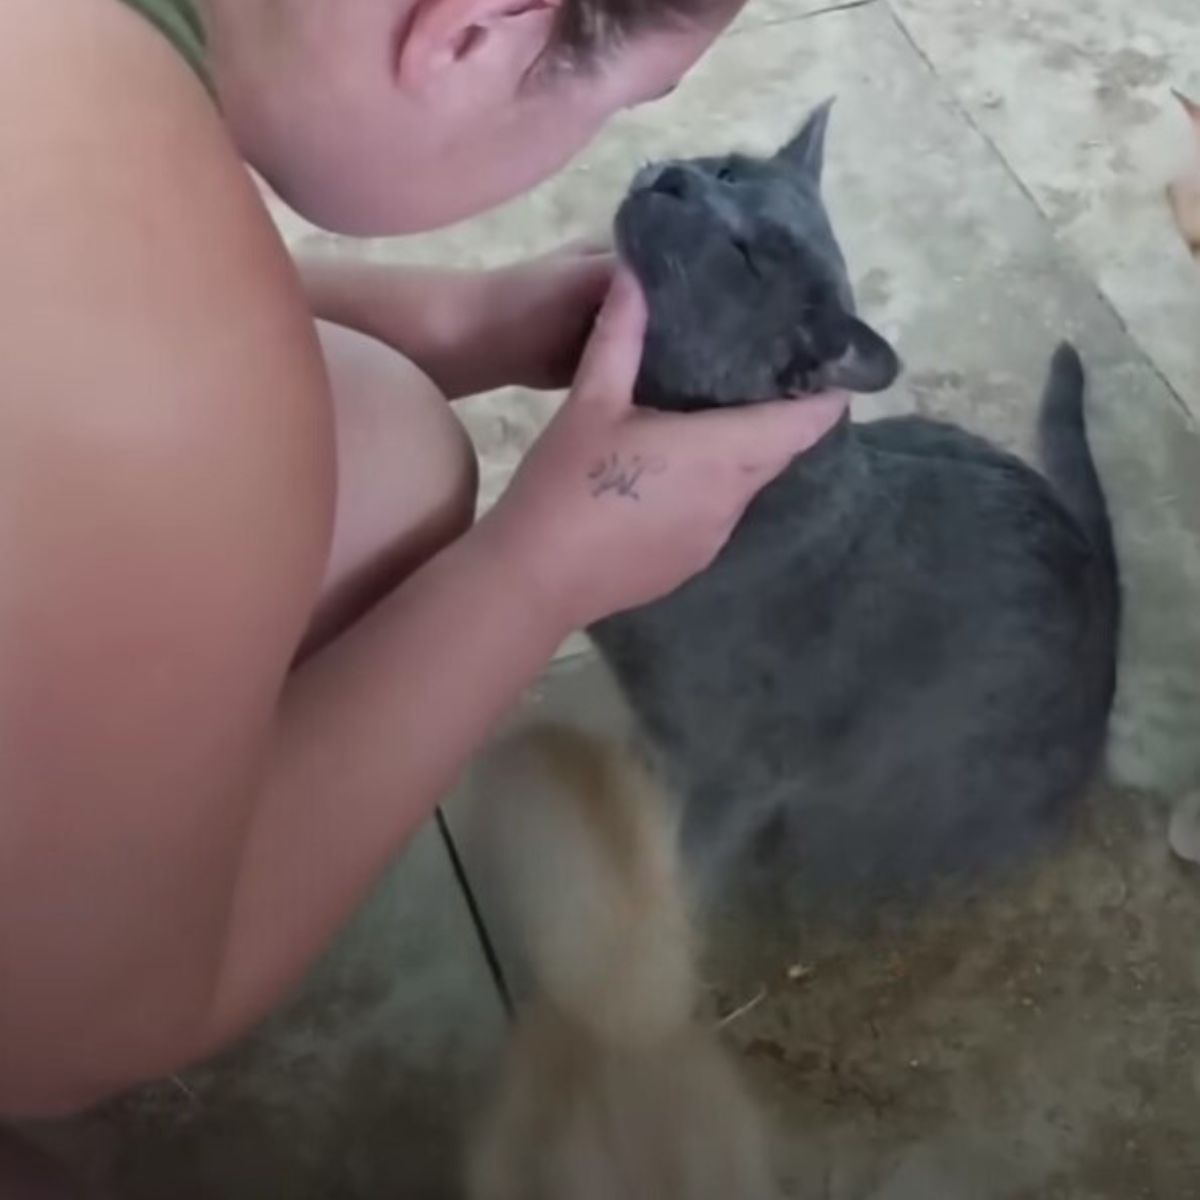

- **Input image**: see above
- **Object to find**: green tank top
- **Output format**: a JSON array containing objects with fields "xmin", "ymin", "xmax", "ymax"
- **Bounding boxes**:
[{"xmin": 118, "ymin": 0, "xmax": 209, "ymax": 86}]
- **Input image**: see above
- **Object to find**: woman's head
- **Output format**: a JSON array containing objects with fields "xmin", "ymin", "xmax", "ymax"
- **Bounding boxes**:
[{"xmin": 200, "ymin": 0, "xmax": 743, "ymax": 235}]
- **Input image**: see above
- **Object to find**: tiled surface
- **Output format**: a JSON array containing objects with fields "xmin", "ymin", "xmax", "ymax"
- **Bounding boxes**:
[{"xmin": 888, "ymin": 0, "xmax": 1200, "ymax": 417}]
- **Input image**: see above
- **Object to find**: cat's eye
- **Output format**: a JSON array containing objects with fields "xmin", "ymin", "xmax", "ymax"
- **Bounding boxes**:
[{"xmin": 716, "ymin": 165, "xmax": 736, "ymax": 182}]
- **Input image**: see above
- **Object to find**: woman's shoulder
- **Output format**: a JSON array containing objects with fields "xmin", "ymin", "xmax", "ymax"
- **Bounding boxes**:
[
  {"xmin": 0, "ymin": 0, "xmax": 322, "ymax": 443},
  {"xmin": 114, "ymin": 0, "xmax": 210, "ymax": 85},
  {"xmin": 0, "ymin": 0, "xmax": 267, "ymax": 280},
  {"xmin": 2, "ymin": 0, "xmax": 215, "ymax": 127},
  {"xmin": 0, "ymin": 0, "xmax": 331, "ymax": 646}
]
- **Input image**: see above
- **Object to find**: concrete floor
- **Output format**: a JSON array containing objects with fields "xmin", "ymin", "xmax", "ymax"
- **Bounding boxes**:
[{"xmin": 28, "ymin": 0, "xmax": 1200, "ymax": 1196}]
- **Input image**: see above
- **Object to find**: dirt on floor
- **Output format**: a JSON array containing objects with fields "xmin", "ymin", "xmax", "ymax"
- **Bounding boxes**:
[{"xmin": 704, "ymin": 785, "xmax": 1200, "ymax": 1198}]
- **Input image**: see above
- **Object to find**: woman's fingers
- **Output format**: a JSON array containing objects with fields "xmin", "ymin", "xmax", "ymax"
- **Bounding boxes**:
[
  {"xmin": 569, "ymin": 268, "xmax": 648, "ymax": 415},
  {"xmin": 693, "ymin": 392, "xmax": 850, "ymax": 477}
]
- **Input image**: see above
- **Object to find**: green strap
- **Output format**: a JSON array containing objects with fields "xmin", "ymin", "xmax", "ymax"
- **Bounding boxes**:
[{"xmin": 118, "ymin": 0, "xmax": 211, "ymax": 89}]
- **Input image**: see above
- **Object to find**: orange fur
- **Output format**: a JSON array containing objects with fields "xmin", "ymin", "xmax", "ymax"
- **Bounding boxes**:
[
  {"xmin": 462, "ymin": 723, "xmax": 779, "ymax": 1199},
  {"xmin": 1167, "ymin": 90, "xmax": 1200, "ymax": 259}
]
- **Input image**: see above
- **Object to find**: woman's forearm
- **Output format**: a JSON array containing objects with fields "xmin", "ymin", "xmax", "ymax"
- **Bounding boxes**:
[
  {"xmin": 298, "ymin": 248, "xmax": 614, "ymax": 400},
  {"xmin": 200, "ymin": 517, "xmax": 562, "ymax": 1053},
  {"xmin": 298, "ymin": 256, "xmax": 495, "ymax": 399}
]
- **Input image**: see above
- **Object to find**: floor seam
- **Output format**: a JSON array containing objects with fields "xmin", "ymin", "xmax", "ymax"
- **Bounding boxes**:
[
  {"xmin": 729, "ymin": 0, "xmax": 880, "ymax": 39},
  {"xmin": 435, "ymin": 807, "xmax": 515, "ymax": 1019},
  {"xmin": 882, "ymin": 0, "xmax": 1195, "ymax": 422}
]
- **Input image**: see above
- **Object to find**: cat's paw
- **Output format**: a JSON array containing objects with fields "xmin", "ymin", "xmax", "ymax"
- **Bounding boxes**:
[{"xmin": 1167, "ymin": 790, "xmax": 1200, "ymax": 865}]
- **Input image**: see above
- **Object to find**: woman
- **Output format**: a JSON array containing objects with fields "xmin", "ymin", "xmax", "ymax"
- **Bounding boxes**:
[{"xmin": 0, "ymin": 0, "xmax": 845, "ymax": 1132}]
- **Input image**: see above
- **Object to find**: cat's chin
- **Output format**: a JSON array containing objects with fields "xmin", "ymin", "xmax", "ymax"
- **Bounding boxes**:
[
  {"xmin": 613, "ymin": 191, "xmax": 705, "ymax": 288},
  {"xmin": 613, "ymin": 192, "xmax": 652, "ymax": 262}
]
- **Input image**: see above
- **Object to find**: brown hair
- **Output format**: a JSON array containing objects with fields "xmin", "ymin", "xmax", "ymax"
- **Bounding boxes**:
[{"xmin": 548, "ymin": 0, "xmax": 737, "ymax": 69}]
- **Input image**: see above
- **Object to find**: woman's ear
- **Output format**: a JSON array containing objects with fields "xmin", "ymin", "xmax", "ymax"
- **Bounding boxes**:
[{"xmin": 396, "ymin": 0, "xmax": 561, "ymax": 95}]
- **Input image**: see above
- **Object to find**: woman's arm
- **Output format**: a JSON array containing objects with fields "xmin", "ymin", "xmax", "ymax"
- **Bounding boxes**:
[
  {"xmin": 0, "ymin": 0, "xmax": 843, "ymax": 1118},
  {"xmin": 205, "ymin": 518, "xmax": 562, "ymax": 1043},
  {"xmin": 298, "ymin": 245, "xmax": 612, "ymax": 399},
  {"xmin": 0, "ymin": 6, "xmax": 573, "ymax": 1112}
]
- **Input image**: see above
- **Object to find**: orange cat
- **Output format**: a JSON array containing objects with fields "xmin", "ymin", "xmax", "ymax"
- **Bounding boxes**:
[
  {"xmin": 1168, "ymin": 90, "xmax": 1200, "ymax": 258},
  {"xmin": 461, "ymin": 723, "xmax": 779, "ymax": 1200}
]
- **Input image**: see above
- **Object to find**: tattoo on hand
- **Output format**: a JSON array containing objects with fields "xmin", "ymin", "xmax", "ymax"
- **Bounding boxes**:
[{"xmin": 587, "ymin": 453, "xmax": 667, "ymax": 501}]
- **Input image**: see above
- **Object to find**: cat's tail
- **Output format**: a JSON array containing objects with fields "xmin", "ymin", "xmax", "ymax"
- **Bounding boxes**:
[
  {"xmin": 1038, "ymin": 342, "xmax": 1116, "ymax": 575},
  {"xmin": 463, "ymin": 723, "xmax": 697, "ymax": 1047}
]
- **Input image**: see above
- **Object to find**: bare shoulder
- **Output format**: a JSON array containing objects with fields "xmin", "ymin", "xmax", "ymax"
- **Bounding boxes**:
[
  {"xmin": 0, "ymin": 0, "xmax": 330, "ymax": 464},
  {"xmin": 0, "ymin": 1, "xmax": 331, "ymax": 819}
]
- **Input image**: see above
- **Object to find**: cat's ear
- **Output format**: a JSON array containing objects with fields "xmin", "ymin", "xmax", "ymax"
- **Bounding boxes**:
[
  {"xmin": 824, "ymin": 318, "xmax": 901, "ymax": 393},
  {"xmin": 776, "ymin": 97, "xmax": 836, "ymax": 183}
]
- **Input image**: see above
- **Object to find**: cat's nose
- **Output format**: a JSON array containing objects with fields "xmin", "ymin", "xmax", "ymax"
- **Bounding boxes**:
[{"xmin": 648, "ymin": 165, "xmax": 701, "ymax": 201}]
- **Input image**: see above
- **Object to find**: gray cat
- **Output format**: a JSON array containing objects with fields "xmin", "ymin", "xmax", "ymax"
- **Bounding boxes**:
[{"xmin": 589, "ymin": 101, "xmax": 1120, "ymax": 904}]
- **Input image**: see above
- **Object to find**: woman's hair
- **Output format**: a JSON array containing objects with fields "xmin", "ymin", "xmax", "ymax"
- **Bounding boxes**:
[{"xmin": 549, "ymin": 0, "xmax": 735, "ymax": 69}]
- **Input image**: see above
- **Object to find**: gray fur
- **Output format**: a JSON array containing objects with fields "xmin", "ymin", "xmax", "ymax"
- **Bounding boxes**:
[{"xmin": 592, "ymin": 102, "xmax": 1119, "ymax": 905}]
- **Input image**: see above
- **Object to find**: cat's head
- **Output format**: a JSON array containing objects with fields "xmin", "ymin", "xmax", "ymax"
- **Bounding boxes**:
[{"xmin": 615, "ymin": 99, "xmax": 901, "ymax": 410}]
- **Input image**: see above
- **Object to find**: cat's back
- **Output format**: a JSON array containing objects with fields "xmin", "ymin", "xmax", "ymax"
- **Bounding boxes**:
[
  {"xmin": 593, "ymin": 411, "xmax": 1108, "ymax": 759},
  {"xmin": 847, "ymin": 414, "xmax": 1102, "ymax": 608},
  {"xmin": 856, "ymin": 413, "xmax": 1085, "ymax": 547},
  {"xmin": 592, "ymin": 411, "xmax": 1115, "ymax": 893},
  {"xmin": 650, "ymin": 414, "xmax": 1112, "ymax": 895}
]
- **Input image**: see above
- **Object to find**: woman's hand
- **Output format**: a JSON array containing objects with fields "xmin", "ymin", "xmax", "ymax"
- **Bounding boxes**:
[
  {"xmin": 296, "ymin": 241, "xmax": 612, "ymax": 400},
  {"xmin": 481, "ymin": 270, "xmax": 849, "ymax": 634},
  {"xmin": 472, "ymin": 239, "xmax": 614, "ymax": 391}
]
